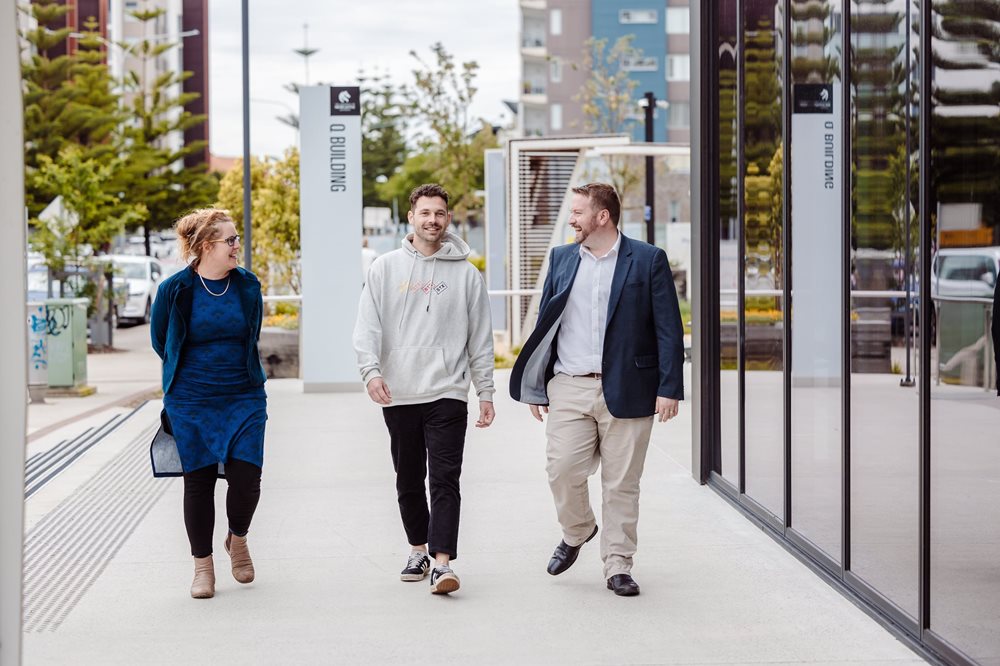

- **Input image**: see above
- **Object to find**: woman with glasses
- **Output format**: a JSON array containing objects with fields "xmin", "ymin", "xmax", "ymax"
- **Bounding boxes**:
[{"xmin": 150, "ymin": 208, "xmax": 267, "ymax": 599}]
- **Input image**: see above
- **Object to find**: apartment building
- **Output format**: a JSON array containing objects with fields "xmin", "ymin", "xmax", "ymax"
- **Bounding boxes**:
[{"xmin": 518, "ymin": 0, "xmax": 691, "ymax": 143}]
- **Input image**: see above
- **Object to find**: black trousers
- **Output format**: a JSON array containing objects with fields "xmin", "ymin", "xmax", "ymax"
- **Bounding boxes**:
[
  {"xmin": 182, "ymin": 459, "xmax": 262, "ymax": 558},
  {"xmin": 382, "ymin": 398, "xmax": 468, "ymax": 560}
]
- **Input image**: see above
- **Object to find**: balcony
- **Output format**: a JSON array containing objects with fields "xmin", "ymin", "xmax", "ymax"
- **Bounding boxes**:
[
  {"xmin": 521, "ymin": 17, "xmax": 547, "ymax": 57},
  {"xmin": 521, "ymin": 80, "xmax": 547, "ymax": 105}
]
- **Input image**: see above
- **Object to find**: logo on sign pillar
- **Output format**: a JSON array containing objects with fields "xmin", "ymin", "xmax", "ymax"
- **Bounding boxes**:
[
  {"xmin": 330, "ymin": 86, "xmax": 361, "ymax": 116},
  {"xmin": 793, "ymin": 84, "xmax": 833, "ymax": 114}
]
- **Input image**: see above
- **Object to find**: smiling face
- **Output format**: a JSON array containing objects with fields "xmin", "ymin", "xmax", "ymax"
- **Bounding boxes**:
[
  {"xmin": 198, "ymin": 220, "xmax": 240, "ymax": 276},
  {"xmin": 407, "ymin": 196, "xmax": 452, "ymax": 246},
  {"xmin": 568, "ymin": 192, "xmax": 600, "ymax": 244}
]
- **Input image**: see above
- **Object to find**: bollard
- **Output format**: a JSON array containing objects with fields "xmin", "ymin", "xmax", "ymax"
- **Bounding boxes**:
[{"xmin": 27, "ymin": 301, "xmax": 48, "ymax": 404}]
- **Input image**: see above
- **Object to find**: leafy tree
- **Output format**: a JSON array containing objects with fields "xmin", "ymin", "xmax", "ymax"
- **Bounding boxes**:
[
  {"xmin": 29, "ymin": 145, "xmax": 144, "ymax": 344},
  {"xmin": 29, "ymin": 146, "xmax": 142, "ymax": 269},
  {"xmin": 217, "ymin": 149, "xmax": 301, "ymax": 294},
  {"xmin": 404, "ymin": 43, "xmax": 497, "ymax": 219},
  {"xmin": 376, "ymin": 151, "xmax": 437, "ymax": 212},
  {"xmin": 573, "ymin": 35, "xmax": 643, "ymax": 211},
  {"xmin": 359, "ymin": 71, "xmax": 408, "ymax": 208}
]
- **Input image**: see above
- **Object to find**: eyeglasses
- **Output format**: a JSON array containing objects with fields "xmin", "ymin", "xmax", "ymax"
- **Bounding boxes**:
[{"xmin": 209, "ymin": 235, "xmax": 241, "ymax": 247}]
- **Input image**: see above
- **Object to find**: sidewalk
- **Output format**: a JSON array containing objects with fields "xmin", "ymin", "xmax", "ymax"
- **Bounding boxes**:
[{"xmin": 20, "ymin": 366, "xmax": 924, "ymax": 665}]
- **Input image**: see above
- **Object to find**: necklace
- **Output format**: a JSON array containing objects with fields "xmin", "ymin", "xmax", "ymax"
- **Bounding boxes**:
[{"xmin": 199, "ymin": 272, "xmax": 231, "ymax": 297}]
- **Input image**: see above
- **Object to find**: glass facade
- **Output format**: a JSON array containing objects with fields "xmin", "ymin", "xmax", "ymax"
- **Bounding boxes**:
[
  {"xmin": 701, "ymin": 0, "xmax": 1000, "ymax": 658},
  {"xmin": 742, "ymin": 0, "xmax": 785, "ymax": 520},
  {"xmin": 928, "ymin": 0, "xmax": 1000, "ymax": 657}
]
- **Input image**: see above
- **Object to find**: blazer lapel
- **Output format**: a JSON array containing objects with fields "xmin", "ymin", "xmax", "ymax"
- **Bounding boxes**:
[
  {"xmin": 559, "ymin": 251, "xmax": 582, "ymax": 299},
  {"xmin": 606, "ymin": 234, "xmax": 633, "ymax": 325}
]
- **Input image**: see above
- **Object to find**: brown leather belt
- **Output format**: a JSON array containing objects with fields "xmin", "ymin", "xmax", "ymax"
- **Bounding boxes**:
[{"xmin": 574, "ymin": 372, "xmax": 602, "ymax": 379}]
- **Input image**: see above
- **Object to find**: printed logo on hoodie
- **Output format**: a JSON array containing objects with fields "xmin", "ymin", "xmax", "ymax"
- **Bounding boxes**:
[{"xmin": 399, "ymin": 280, "xmax": 449, "ymax": 295}]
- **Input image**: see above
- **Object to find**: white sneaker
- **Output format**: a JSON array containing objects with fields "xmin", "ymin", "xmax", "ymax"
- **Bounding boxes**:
[
  {"xmin": 429, "ymin": 565, "xmax": 460, "ymax": 595},
  {"xmin": 400, "ymin": 551, "xmax": 431, "ymax": 582}
]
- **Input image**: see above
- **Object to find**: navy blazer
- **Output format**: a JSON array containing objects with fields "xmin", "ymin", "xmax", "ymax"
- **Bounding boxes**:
[
  {"xmin": 509, "ymin": 234, "xmax": 684, "ymax": 418},
  {"xmin": 150, "ymin": 265, "xmax": 266, "ymax": 395}
]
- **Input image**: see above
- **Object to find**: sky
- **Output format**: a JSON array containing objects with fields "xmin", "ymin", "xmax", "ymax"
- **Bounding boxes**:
[{"xmin": 207, "ymin": 1, "xmax": 520, "ymax": 158}]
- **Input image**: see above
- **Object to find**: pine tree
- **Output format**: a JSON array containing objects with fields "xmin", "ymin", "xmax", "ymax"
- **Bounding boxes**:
[
  {"xmin": 111, "ymin": 6, "xmax": 218, "ymax": 251},
  {"xmin": 21, "ymin": 4, "xmax": 121, "ymax": 218},
  {"xmin": 359, "ymin": 71, "xmax": 408, "ymax": 209},
  {"xmin": 21, "ymin": 8, "xmax": 137, "ymax": 256}
]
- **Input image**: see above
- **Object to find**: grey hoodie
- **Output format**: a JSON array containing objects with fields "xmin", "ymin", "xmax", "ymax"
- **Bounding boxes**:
[{"xmin": 353, "ymin": 232, "xmax": 495, "ymax": 406}]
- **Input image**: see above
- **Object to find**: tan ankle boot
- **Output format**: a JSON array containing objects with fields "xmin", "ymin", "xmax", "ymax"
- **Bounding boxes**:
[
  {"xmin": 225, "ymin": 532, "xmax": 255, "ymax": 584},
  {"xmin": 190, "ymin": 556, "xmax": 215, "ymax": 599}
]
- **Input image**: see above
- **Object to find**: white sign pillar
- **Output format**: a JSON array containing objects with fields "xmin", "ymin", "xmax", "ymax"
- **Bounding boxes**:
[
  {"xmin": 791, "ymin": 83, "xmax": 843, "ymax": 385},
  {"xmin": 1, "ymin": 2, "xmax": 27, "ymax": 663},
  {"xmin": 299, "ymin": 85, "xmax": 363, "ymax": 392}
]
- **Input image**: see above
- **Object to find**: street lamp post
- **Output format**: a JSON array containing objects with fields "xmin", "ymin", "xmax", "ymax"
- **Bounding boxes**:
[
  {"xmin": 638, "ymin": 92, "xmax": 669, "ymax": 244},
  {"xmin": 242, "ymin": 0, "xmax": 252, "ymax": 271},
  {"xmin": 294, "ymin": 23, "xmax": 319, "ymax": 86}
]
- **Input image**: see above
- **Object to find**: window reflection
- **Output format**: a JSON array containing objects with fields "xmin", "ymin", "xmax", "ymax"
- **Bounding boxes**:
[
  {"xmin": 929, "ymin": 0, "xmax": 1000, "ymax": 654},
  {"xmin": 788, "ymin": 0, "xmax": 844, "ymax": 561},
  {"xmin": 743, "ymin": 0, "xmax": 785, "ymax": 518},
  {"xmin": 849, "ymin": 0, "xmax": 920, "ymax": 618}
]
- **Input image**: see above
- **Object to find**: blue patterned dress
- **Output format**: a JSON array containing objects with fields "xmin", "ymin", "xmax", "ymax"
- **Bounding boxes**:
[{"xmin": 163, "ymin": 275, "xmax": 267, "ymax": 473}]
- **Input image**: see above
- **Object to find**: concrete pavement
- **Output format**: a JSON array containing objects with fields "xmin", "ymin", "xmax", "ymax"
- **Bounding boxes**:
[{"xmin": 19, "ymin": 346, "xmax": 926, "ymax": 665}]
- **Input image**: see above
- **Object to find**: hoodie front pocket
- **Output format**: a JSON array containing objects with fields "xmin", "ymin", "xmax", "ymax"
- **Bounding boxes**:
[{"xmin": 383, "ymin": 346, "xmax": 450, "ymax": 398}]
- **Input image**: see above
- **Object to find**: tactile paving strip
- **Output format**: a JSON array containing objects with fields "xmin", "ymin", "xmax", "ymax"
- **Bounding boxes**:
[{"xmin": 22, "ymin": 421, "xmax": 174, "ymax": 633}]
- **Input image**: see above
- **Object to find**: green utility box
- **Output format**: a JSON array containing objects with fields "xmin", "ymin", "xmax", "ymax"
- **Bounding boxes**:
[{"xmin": 44, "ymin": 298, "xmax": 89, "ymax": 389}]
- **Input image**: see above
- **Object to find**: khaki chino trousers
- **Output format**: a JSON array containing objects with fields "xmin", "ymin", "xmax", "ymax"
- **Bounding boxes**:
[{"xmin": 545, "ymin": 373, "xmax": 654, "ymax": 579}]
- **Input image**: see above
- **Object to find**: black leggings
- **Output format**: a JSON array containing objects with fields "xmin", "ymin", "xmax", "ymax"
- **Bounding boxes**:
[{"xmin": 182, "ymin": 459, "xmax": 262, "ymax": 558}]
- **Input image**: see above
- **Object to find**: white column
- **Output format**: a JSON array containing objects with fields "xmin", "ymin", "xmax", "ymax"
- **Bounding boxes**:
[
  {"xmin": 0, "ymin": 1, "xmax": 27, "ymax": 662},
  {"xmin": 298, "ymin": 85, "xmax": 363, "ymax": 392}
]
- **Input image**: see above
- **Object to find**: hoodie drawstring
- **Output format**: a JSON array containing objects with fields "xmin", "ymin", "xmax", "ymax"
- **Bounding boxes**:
[
  {"xmin": 398, "ymin": 251, "xmax": 418, "ymax": 331},
  {"xmin": 426, "ymin": 258, "xmax": 437, "ymax": 312}
]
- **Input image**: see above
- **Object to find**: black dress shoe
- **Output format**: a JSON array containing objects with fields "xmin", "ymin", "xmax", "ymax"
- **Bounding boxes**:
[
  {"xmin": 546, "ymin": 525, "xmax": 598, "ymax": 576},
  {"xmin": 606, "ymin": 573, "xmax": 640, "ymax": 596}
]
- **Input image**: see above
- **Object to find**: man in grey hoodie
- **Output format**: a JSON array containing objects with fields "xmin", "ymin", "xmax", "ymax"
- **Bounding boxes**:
[{"xmin": 353, "ymin": 183, "xmax": 495, "ymax": 595}]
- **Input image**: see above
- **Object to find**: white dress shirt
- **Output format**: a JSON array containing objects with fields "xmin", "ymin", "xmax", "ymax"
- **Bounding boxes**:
[{"xmin": 554, "ymin": 232, "xmax": 621, "ymax": 376}]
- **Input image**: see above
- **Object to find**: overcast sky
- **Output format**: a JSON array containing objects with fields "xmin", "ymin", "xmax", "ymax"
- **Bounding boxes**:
[{"xmin": 207, "ymin": 1, "xmax": 519, "ymax": 158}]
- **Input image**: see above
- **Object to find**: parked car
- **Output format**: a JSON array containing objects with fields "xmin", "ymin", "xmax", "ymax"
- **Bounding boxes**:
[
  {"xmin": 109, "ymin": 255, "xmax": 164, "ymax": 326},
  {"xmin": 931, "ymin": 246, "xmax": 1000, "ymax": 299}
]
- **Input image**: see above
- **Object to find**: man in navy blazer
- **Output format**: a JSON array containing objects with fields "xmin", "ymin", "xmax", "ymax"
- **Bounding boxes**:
[{"xmin": 510, "ymin": 183, "xmax": 684, "ymax": 596}]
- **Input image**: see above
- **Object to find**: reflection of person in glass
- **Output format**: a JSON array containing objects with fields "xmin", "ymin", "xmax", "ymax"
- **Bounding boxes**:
[
  {"xmin": 509, "ymin": 183, "xmax": 685, "ymax": 597},
  {"xmin": 151, "ymin": 209, "xmax": 267, "ymax": 600}
]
